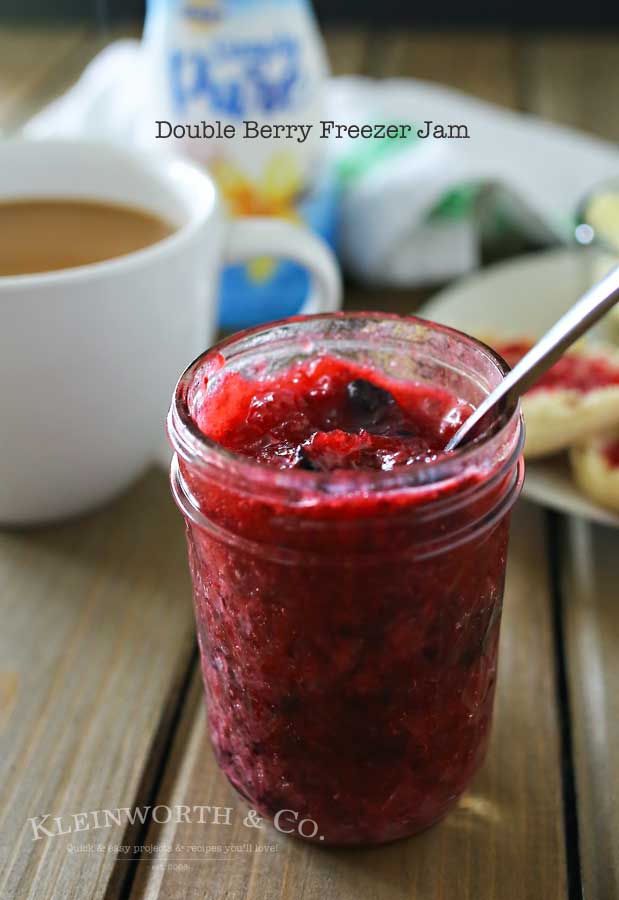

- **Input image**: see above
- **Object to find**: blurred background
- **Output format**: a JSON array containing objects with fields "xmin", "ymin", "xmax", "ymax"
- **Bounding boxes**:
[
  {"xmin": 0, "ymin": 0, "xmax": 618, "ymax": 324},
  {"xmin": 2, "ymin": 0, "xmax": 619, "ymax": 26},
  {"xmin": 1, "ymin": 3, "xmax": 617, "ymax": 144},
  {"xmin": 1, "ymin": 0, "xmax": 618, "ymax": 320}
]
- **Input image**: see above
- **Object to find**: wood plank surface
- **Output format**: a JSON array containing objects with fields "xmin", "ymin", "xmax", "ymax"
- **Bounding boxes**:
[
  {"xmin": 365, "ymin": 31, "xmax": 522, "ymax": 109},
  {"xmin": 323, "ymin": 27, "xmax": 369, "ymax": 77},
  {"xmin": 522, "ymin": 36, "xmax": 619, "ymax": 142},
  {"xmin": 0, "ymin": 24, "xmax": 143, "ymax": 133},
  {"xmin": 129, "ymin": 502, "xmax": 567, "ymax": 900},
  {"xmin": 0, "ymin": 25, "xmax": 88, "ymax": 131},
  {"xmin": 524, "ymin": 32, "xmax": 619, "ymax": 900},
  {"xmin": 0, "ymin": 470, "xmax": 196, "ymax": 900},
  {"xmin": 559, "ymin": 517, "xmax": 619, "ymax": 900}
]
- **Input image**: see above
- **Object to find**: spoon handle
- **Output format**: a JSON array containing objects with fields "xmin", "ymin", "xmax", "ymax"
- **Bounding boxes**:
[{"xmin": 445, "ymin": 262, "xmax": 619, "ymax": 452}]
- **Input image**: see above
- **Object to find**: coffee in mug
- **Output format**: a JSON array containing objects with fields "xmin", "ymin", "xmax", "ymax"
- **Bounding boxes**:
[{"xmin": 0, "ymin": 198, "xmax": 175, "ymax": 276}]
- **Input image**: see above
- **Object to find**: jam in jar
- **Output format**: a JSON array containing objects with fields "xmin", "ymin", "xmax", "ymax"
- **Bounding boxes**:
[{"xmin": 168, "ymin": 313, "xmax": 524, "ymax": 846}]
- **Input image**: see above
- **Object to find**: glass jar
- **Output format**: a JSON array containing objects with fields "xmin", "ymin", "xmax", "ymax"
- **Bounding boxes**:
[{"xmin": 167, "ymin": 313, "xmax": 525, "ymax": 846}]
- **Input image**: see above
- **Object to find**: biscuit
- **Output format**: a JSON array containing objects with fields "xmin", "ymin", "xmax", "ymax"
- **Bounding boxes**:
[
  {"xmin": 570, "ymin": 431, "xmax": 619, "ymax": 512},
  {"xmin": 484, "ymin": 338, "xmax": 619, "ymax": 458}
]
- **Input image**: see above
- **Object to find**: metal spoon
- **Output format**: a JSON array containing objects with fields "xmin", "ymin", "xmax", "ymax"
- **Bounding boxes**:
[{"xmin": 444, "ymin": 262, "xmax": 619, "ymax": 452}]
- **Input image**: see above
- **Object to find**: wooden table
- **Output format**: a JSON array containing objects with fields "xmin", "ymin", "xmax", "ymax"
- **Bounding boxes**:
[{"xmin": 1, "ymin": 22, "xmax": 618, "ymax": 900}]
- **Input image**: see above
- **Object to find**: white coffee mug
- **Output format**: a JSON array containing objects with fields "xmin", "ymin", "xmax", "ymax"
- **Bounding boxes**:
[{"xmin": 0, "ymin": 139, "xmax": 342, "ymax": 525}]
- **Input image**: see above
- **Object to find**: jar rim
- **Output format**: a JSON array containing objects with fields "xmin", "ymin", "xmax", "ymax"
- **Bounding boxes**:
[{"xmin": 167, "ymin": 311, "xmax": 524, "ymax": 497}]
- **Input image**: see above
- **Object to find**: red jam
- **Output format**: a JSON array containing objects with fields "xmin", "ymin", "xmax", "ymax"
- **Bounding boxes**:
[
  {"xmin": 170, "ymin": 319, "xmax": 523, "ymax": 846},
  {"xmin": 603, "ymin": 439, "xmax": 619, "ymax": 468},
  {"xmin": 194, "ymin": 355, "xmax": 473, "ymax": 472},
  {"xmin": 496, "ymin": 340, "xmax": 619, "ymax": 394}
]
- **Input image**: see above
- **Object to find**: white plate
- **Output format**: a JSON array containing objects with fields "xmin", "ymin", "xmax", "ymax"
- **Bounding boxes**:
[{"xmin": 421, "ymin": 247, "xmax": 619, "ymax": 527}]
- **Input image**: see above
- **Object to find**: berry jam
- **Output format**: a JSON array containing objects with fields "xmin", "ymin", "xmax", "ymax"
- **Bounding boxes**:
[
  {"xmin": 169, "ymin": 315, "xmax": 524, "ymax": 846},
  {"xmin": 604, "ymin": 439, "xmax": 619, "ymax": 468},
  {"xmin": 193, "ymin": 355, "xmax": 473, "ymax": 472},
  {"xmin": 496, "ymin": 340, "xmax": 619, "ymax": 393}
]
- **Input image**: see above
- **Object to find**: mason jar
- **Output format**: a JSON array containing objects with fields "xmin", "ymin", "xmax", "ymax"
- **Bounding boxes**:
[{"xmin": 167, "ymin": 313, "xmax": 524, "ymax": 846}]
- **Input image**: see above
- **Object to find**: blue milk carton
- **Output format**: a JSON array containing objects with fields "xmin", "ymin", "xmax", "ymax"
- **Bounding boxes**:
[{"xmin": 143, "ymin": 0, "xmax": 338, "ymax": 328}]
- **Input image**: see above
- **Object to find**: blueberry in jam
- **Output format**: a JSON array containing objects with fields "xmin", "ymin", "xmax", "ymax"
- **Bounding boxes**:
[
  {"xmin": 346, "ymin": 377, "xmax": 395, "ymax": 426},
  {"xmin": 295, "ymin": 447, "xmax": 321, "ymax": 471}
]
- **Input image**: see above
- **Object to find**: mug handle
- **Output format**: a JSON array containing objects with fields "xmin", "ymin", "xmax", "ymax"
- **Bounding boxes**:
[{"xmin": 223, "ymin": 216, "xmax": 342, "ymax": 315}]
